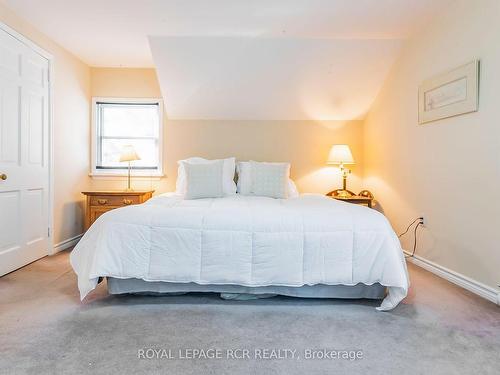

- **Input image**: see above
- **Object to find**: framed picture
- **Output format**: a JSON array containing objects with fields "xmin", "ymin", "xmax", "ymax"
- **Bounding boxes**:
[{"xmin": 418, "ymin": 60, "xmax": 479, "ymax": 124}]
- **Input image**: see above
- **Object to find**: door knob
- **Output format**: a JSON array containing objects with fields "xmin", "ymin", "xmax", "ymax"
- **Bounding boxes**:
[{"xmin": 0, "ymin": 174, "xmax": 6, "ymax": 181}]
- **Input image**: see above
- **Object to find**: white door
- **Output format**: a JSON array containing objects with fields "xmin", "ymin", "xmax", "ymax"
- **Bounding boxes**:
[{"xmin": 0, "ymin": 27, "xmax": 50, "ymax": 276}]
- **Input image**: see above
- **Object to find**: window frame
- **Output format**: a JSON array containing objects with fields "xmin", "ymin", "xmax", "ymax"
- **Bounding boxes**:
[{"xmin": 90, "ymin": 97, "xmax": 164, "ymax": 177}]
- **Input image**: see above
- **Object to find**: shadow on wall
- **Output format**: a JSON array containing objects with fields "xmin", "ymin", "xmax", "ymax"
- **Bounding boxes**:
[{"xmin": 57, "ymin": 200, "xmax": 84, "ymax": 245}]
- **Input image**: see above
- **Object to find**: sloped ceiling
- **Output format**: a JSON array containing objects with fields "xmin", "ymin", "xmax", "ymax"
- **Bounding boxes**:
[
  {"xmin": 150, "ymin": 36, "xmax": 401, "ymax": 120},
  {"xmin": 2, "ymin": 0, "xmax": 454, "ymax": 120}
]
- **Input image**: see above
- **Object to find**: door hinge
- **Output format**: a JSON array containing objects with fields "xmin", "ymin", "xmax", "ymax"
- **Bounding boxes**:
[{"xmin": 47, "ymin": 227, "xmax": 51, "ymax": 237}]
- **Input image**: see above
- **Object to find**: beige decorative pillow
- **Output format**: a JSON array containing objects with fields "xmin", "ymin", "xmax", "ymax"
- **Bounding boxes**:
[
  {"xmin": 183, "ymin": 160, "xmax": 224, "ymax": 199},
  {"xmin": 236, "ymin": 161, "xmax": 299, "ymax": 197},
  {"xmin": 250, "ymin": 161, "xmax": 289, "ymax": 199},
  {"xmin": 176, "ymin": 157, "xmax": 236, "ymax": 196}
]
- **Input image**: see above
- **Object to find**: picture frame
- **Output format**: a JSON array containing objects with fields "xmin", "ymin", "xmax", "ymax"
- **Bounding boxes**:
[{"xmin": 418, "ymin": 60, "xmax": 479, "ymax": 124}]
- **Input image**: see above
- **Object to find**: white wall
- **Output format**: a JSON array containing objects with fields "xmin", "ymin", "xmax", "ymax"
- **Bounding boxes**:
[{"xmin": 364, "ymin": 0, "xmax": 500, "ymax": 290}]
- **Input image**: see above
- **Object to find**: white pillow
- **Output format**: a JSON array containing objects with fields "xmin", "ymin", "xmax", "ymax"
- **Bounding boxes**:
[
  {"xmin": 236, "ymin": 161, "xmax": 299, "ymax": 198},
  {"xmin": 183, "ymin": 160, "xmax": 224, "ymax": 199},
  {"xmin": 247, "ymin": 161, "xmax": 289, "ymax": 199},
  {"xmin": 176, "ymin": 157, "xmax": 236, "ymax": 196}
]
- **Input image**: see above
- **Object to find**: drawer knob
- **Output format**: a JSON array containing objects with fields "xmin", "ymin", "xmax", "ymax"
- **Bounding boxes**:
[
  {"xmin": 123, "ymin": 199, "xmax": 133, "ymax": 205},
  {"xmin": 97, "ymin": 199, "xmax": 108, "ymax": 205},
  {"xmin": 0, "ymin": 174, "xmax": 6, "ymax": 181}
]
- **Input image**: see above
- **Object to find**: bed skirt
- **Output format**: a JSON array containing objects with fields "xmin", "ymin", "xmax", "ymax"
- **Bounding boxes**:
[{"xmin": 107, "ymin": 277, "xmax": 386, "ymax": 300}]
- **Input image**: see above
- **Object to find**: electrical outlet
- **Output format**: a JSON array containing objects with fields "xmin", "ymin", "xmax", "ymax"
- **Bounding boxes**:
[{"xmin": 419, "ymin": 215, "xmax": 426, "ymax": 226}]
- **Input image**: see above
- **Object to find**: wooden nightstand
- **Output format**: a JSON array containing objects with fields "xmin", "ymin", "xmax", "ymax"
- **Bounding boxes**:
[
  {"xmin": 82, "ymin": 190, "xmax": 154, "ymax": 230},
  {"xmin": 329, "ymin": 195, "xmax": 373, "ymax": 208}
]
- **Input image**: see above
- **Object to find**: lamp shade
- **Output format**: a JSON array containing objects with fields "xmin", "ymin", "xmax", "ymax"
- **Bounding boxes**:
[
  {"xmin": 119, "ymin": 145, "xmax": 141, "ymax": 162},
  {"xmin": 326, "ymin": 144, "xmax": 354, "ymax": 165}
]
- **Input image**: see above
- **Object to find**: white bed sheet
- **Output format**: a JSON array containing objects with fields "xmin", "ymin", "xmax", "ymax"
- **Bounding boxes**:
[{"xmin": 70, "ymin": 193, "xmax": 409, "ymax": 311}]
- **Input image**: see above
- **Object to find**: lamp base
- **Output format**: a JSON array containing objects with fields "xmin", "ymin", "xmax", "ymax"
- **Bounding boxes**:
[
  {"xmin": 125, "ymin": 163, "xmax": 134, "ymax": 191},
  {"xmin": 326, "ymin": 189, "xmax": 356, "ymax": 198}
]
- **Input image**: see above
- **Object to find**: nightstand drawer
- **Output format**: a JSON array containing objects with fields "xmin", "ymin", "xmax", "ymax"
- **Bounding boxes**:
[
  {"xmin": 90, "ymin": 195, "xmax": 141, "ymax": 207},
  {"xmin": 82, "ymin": 190, "xmax": 154, "ymax": 230},
  {"xmin": 89, "ymin": 206, "xmax": 113, "ymax": 224}
]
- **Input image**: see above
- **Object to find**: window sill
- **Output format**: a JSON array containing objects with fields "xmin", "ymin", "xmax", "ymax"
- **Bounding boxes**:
[{"xmin": 89, "ymin": 172, "xmax": 165, "ymax": 181}]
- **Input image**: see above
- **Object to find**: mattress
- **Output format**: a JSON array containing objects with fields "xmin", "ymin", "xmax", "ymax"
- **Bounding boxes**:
[
  {"xmin": 107, "ymin": 277, "xmax": 387, "ymax": 300},
  {"xmin": 71, "ymin": 193, "xmax": 409, "ymax": 311}
]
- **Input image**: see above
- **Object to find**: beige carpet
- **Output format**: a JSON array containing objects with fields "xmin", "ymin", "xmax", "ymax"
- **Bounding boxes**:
[{"xmin": 0, "ymin": 250, "xmax": 499, "ymax": 374}]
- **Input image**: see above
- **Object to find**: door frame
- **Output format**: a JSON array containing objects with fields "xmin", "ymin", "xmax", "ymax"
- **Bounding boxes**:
[{"xmin": 0, "ymin": 21, "xmax": 55, "ymax": 255}]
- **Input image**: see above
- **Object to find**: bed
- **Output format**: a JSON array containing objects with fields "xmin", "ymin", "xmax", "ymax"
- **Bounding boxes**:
[{"xmin": 70, "ymin": 193, "xmax": 409, "ymax": 311}]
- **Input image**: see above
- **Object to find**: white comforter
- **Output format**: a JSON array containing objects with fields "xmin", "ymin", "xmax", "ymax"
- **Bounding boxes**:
[{"xmin": 70, "ymin": 193, "xmax": 409, "ymax": 311}]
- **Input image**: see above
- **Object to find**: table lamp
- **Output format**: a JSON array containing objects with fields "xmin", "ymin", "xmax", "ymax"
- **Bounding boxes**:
[
  {"xmin": 119, "ymin": 145, "xmax": 141, "ymax": 191},
  {"xmin": 326, "ymin": 144, "xmax": 355, "ymax": 198}
]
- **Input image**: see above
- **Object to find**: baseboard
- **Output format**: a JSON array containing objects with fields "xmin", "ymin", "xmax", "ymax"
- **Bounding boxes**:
[
  {"xmin": 53, "ymin": 234, "xmax": 83, "ymax": 253},
  {"xmin": 404, "ymin": 250, "xmax": 499, "ymax": 305}
]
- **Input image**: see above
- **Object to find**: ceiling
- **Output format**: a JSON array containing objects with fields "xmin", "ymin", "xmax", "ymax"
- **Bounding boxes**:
[
  {"xmin": 150, "ymin": 36, "xmax": 401, "ymax": 120},
  {"xmin": 2, "ymin": 0, "xmax": 452, "ymax": 120},
  {"xmin": 3, "ymin": 0, "xmax": 452, "ymax": 67}
]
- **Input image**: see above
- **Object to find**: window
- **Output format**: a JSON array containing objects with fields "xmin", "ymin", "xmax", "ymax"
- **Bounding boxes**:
[{"xmin": 91, "ymin": 98, "xmax": 163, "ymax": 176}]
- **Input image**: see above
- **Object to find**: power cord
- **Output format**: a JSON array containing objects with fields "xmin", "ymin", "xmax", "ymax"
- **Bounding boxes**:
[
  {"xmin": 398, "ymin": 218, "xmax": 421, "ymax": 238},
  {"xmin": 405, "ymin": 222, "xmax": 422, "ymax": 258},
  {"xmin": 398, "ymin": 217, "xmax": 424, "ymax": 258}
]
